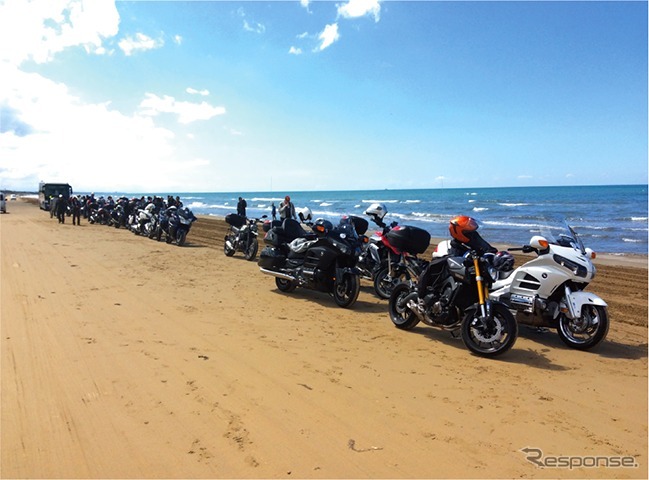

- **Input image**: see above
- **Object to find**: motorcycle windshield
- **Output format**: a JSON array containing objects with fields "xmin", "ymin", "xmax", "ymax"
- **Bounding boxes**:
[{"xmin": 538, "ymin": 218, "xmax": 587, "ymax": 255}]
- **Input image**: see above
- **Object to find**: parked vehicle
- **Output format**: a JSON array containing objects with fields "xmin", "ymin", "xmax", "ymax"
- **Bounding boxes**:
[
  {"xmin": 127, "ymin": 203, "xmax": 155, "ymax": 235},
  {"xmin": 224, "ymin": 214, "xmax": 267, "ymax": 261},
  {"xmin": 166, "ymin": 206, "xmax": 196, "ymax": 246},
  {"xmin": 434, "ymin": 218, "xmax": 609, "ymax": 350},
  {"xmin": 258, "ymin": 217, "xmax": 364, "ymax": 308},
  {"xmin": 492, "ymin": 220, "xmax": 608, "ymax": 350},
  {"xmin": 38, "ymin": 182, "xmax": 73, "ymax": 211},
  {"xmin": 389, "ymin": 216, "xmax": 518, "ymax": 357},
  {"xmin": 355, "ymin": 203, "xmax": 395, "ymax": 282},
  {"xmin": 373, "ymin": 224, "xmax": 431, "ymax": 299}
]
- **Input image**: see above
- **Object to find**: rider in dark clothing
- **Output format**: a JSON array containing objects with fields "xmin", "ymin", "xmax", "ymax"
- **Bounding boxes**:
[
  {"xmin": 237, "ymin": 197, "xmax": 247, "ymax": 218},
  {"xmin": 70, "ymin": 196, "xmax": 81, "ymax": 225},
  {"xmin": 56, "ymin": 195, "xmax": 68, "ymax": 224}
]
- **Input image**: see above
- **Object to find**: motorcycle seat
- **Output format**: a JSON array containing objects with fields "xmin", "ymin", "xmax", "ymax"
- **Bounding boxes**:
[{"xmin": 282, "ymin": 218, "xmax": 310, "ymax": 242}]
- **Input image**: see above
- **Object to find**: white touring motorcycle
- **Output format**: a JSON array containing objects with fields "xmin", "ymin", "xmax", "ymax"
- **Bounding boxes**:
[{"xmin": 435, "ymin": 220, "xmax": 609, "ymax": 350}]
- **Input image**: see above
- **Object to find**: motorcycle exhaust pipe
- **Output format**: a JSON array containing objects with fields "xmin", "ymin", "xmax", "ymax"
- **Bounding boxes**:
[{"xmin": 259, "ymin": 268, "xmax": 296, "ymax": 282}]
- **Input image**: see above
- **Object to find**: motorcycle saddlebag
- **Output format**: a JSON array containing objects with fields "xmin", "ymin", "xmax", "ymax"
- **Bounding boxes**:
[
  {"xmin": 385, "ymin": 225, "xmax": 431, "ymax": 255},
  {"xmin": 258, "ymin": 246, "xmax": 286, "ymax": 269},
  {"xmin": 225, "ymin": 213, "xmax": 246, "ymax": 228},
  {"xmin": 263, "ymin": 227, "xmax": 282, "ymax": 246}
]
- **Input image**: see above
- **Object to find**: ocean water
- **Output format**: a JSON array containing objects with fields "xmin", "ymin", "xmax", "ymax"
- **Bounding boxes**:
[{"xmin": 100, "ymin": 185, "xmax": 648, "ymax": 256}]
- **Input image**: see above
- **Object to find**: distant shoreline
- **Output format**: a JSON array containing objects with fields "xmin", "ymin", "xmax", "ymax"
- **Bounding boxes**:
[{"xmin": 14, "ymin": 195, "xmax": 647, "ymax": 262}]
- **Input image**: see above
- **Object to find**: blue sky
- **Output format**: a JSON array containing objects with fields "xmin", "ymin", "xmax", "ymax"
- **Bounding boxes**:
[{"xmin": 1, "ymin": 0, "xmax": 647, "ymax": 193}]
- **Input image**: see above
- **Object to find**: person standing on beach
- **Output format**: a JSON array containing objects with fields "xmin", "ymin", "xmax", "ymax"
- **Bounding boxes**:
[
  {"xmin": 56, "ymin": 194, "xmax": 67, "ymax": 224},
  {"xmin": 49, "ymin": 195, "xmax": 57, "ymax": 218},
  {"xmin": 70, "ymin": 196, "xmax": 81, "ymax": 225},
  {"xmin": 237, "ymin": 196, "xmax": 247, "ymax": 218},
  {"xmin": 278, "ymin": 195, "xmax": 296, "ymax": 221},
  {"xmin": 271, "ymin": 202, "xmax": 277, "ymax": 220}
]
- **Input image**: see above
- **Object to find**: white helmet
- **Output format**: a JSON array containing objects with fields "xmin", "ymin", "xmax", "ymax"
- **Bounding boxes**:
[
  {"xmin": 364, "ymin": 203, "xmax": 387, "ymax": 220},
  {"xmin": 296, "ymin": 207, "xmax": 312, "ymax": 223}
]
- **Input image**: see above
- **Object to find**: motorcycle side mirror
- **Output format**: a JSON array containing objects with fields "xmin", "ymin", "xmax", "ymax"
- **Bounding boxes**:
[{"xmin": 530, "ymin": 235, "xmax": 550, "ymax": 254}]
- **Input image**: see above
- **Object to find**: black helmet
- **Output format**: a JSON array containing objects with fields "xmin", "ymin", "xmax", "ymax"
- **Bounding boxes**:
[
  {"xmin": 313, "ymin": 218, "xmax": 332, "ymax": 237},
  {"xmin": 493, "ymin": 251, "xmax": 515, "ymax": 272}
]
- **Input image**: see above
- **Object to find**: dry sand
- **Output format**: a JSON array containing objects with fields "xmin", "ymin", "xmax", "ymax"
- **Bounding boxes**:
[{"xmin": 1, "ymin": 199, "xmax": 647, "ymax": 479}]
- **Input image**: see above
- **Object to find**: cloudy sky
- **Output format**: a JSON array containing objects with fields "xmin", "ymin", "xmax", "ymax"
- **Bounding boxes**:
[{"xmin": 1, "ymin": 0, "xmax": 646, "ymax": 194}]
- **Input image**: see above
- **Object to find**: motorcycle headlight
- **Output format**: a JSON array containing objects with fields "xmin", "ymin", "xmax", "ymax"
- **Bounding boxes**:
[
  {"xmin": 553, "ymin": 254, "xmax": 587, "ymax": 278},
  {"xmin": 180, "ymin": 217, "xmax": 191, "ymax": 225}
]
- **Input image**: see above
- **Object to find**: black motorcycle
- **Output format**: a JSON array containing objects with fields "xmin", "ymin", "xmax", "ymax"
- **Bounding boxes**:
[
  {"xmin": 258, "ymin": 216, "xmax": 365, "ymax": 308},
  {"xmin": 223, "ymin": 214, "xmax": 267, "ymax": 261},
  {"xmin": 156, "ymin": 206, "xmax": 196, "ymax": 246},
  {"xmin": 388, "ymin": 227, "xmax": 518, "ymax": 357}
]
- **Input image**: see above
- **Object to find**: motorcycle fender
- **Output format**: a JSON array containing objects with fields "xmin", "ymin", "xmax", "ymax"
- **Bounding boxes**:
[
  {"xmin": 335, "ymin": 266, "xmax": 360, "ymax": 282},
  {"xmin": 563, "ymin": 291, "xmax": 607, "ymax": 319}
]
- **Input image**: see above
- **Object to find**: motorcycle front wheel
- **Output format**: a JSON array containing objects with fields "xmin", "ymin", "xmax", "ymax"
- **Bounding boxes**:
[
  {"xmin": 243, "ymin": 238, "xmax": 259, "ymax": 261},
  {"xmin": 557, "ymin": 305, "xmax": 609, "ymax": 350},
  {"xmin": 388, "ymin": 283, "xmax": 420, "ymax": 330},
  {"xmin": 461, "ymin": 303, "xmax": 518, "ymax": 357},
  {"xmin": 276, "ymin": 277, "xmax": 297, "ymax": 293},
  {"xmin": 332, "ymin": 274, "xmax": 360, "ymax": 308},
  {"xmin": 223, "ymin": 235, "xmax": 235, "ymax": 256}
]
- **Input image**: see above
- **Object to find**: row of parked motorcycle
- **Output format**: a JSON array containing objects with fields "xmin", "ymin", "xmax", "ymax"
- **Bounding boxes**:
[
  {"xmin": 223, "ymin": 203, "xmax": 609, "ymax": 358},
  {"xmin": 86, "ymin": 197, "xmax": 197, "ymax": 246}
]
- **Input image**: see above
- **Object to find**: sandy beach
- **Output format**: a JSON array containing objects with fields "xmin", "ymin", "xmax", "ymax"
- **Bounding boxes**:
[{"xmin": 1, "ymin": 198, "xmax": 647, "ymax": 479}]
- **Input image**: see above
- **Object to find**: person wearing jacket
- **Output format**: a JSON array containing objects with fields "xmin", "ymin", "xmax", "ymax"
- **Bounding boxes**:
[{"xmin": 278, "ymin": 195, "xmax": 296, "ymax": 220}]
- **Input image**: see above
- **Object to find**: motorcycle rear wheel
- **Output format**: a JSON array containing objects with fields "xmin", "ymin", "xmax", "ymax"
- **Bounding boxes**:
[
  {"xmin": 333, "ymin": 274, "xmax": 360, "ymax": 308},
  {"xmin": 557, "ymin": 305, "xmax": 609, "ymax": 350},
  {"xmin": 461, "ymin": 303, "xmax": 517, "ymax": 357},
  {"xmin": 388, "ymin": 283, "xmax": 420, "ymax": 330},
  {"xmin": 244, "ymin": 238, "xmax": 259, "ymax": 261},
  {"xmin": 373, "ymin": 263, "xmax": 410, "ymax": 299}
]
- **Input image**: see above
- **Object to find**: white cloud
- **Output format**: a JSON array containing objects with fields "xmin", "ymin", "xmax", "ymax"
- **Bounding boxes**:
[
  {"xmin": 138, "ymin": 93, "xmax": 226, "ymax": 124},
  {"xmin": 337, "ymin": 0, "xmax": 381, "ymax": 23},
  {"xmin": 0, "ymin": 0, "xmax": 119, "ymax": 65},
  {"xmin": 0, "ymin": 0, "xmax": 225, "ymax": 193},
  {"xmin": 243, "ymin": 19, "xmax": 266, "ymax": 34},
  {"xmin": 289, "ymin": 46, "xmax": 303, "ymax": 55},
  {"xmin": 186, "ymin": 87, "xmax": 210, "ymax": 96},
  {"xmin": 300, "ymin": 0, "xmax": 311, "ymax": 13},
  {"xmin": 315, "ymin": 23, "xmax": 340, "ymax": 52},
  {"xmin": 0, "ymin": 65, "xmax": 181, "ymax": 192},
  {"xmin": 173, "ymin": 34, "xmax": 183, "ymax": 45},
  {"xmin": 118, "ymin": 32, "xmax": 164, "ymax": 56}
]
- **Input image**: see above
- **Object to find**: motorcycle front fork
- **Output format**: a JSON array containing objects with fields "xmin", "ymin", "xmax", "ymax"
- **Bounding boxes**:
[{"xmin": 473, "ymin": 256, "xmax": 490, "ymax": 319}]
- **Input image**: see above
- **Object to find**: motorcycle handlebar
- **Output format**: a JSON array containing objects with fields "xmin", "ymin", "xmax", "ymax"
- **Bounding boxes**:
[{"xmin": 508, "ymin": 245, "xmax": 536, "ymax": 254}]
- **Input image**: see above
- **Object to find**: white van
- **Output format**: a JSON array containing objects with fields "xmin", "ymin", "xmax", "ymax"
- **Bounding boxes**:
[{"xmin": 0, "ymin": 193, "xmax": 6, "ymax": 213}]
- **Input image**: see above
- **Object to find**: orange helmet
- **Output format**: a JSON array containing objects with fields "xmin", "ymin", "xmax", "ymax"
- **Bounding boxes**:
[{"xmin": 449, "ymin": 215, "xmax": 479, "ymax": 243}]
